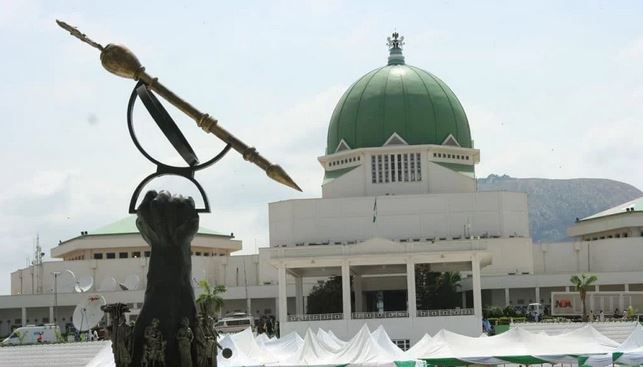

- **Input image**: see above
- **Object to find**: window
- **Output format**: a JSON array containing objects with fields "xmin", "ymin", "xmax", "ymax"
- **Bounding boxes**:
[
  {"xmin": 119, "ymin": 252, "xmax": 128, "ymax": 258},
  {"xmin": 132, "ymin": 251, "xmax": 141, "ymax": 258},
  {"xmin": 106, "ymin": 253, "xmax": 115, "ymax": 259},
  {"xmin": 195, "ymin": 252, "xmax": 202, "ymax": 256},
  {"xmin": 204, "ymin": 252, "xmax": 210, "ymax": 257},
  {"xmin": 370, "ymin": 153, "xmax": 422, "ymax": 184},
  {"xmin": 392, "ymin": 339, "xmax": 411, "ymax": 351},
  {"xmin": 371, "ymin": 156, "xmax": 376, "ymax": 183},
  {"xmin": 93, "ymin": 253, "xmax": 103, "ymax": 260},
  {"xmin": 144, "ymin": 251, "xmax": 151, "ymax": 257}
]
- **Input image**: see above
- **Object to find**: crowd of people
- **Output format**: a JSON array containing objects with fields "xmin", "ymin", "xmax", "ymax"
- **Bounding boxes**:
[{"xmin": 255, "ymin": 313, "xmax": 278, "ymax": 337}]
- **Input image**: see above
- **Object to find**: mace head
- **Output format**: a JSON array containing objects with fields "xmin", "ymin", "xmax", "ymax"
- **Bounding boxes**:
[{"xmin": 100, "ymin": 43, "xmax": 143, "ymax": 80}]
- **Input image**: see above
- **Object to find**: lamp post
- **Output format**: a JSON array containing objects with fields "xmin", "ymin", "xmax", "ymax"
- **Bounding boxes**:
[{"xmin": 52, "ymin": 271, "xmax": 61, "ymax": 327}]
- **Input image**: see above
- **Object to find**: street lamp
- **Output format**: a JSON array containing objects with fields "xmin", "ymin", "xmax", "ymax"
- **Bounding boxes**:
[{"xmin": 52, "ymin": 271, "xmax": 61, "ymax": 327}]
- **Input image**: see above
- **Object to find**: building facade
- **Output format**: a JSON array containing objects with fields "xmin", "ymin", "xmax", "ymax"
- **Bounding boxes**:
[{"xmin": 1, "ymin": 35, "xmax": 642, "ymax": 344}]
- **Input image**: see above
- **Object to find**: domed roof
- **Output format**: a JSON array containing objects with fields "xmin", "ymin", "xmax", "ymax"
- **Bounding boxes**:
[{"xmin": 326, "ymin": 34, "xmax": 472, "ymax": 155}]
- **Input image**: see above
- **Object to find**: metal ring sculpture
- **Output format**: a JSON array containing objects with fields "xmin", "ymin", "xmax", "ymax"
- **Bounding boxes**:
[{"xmin": 126, "ymin": 80, "xmax": 232, "ymax": 213}]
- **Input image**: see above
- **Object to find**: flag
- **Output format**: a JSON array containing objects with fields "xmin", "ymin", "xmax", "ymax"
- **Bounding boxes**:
[{"xmin": 372, "ymin": 197, "xmax": 378, "ymax": 223}]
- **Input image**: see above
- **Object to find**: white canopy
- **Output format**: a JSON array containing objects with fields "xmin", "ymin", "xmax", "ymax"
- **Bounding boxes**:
[{"xmin": 217, "ymin": 323, "xmax": 640, "ymax": 367}]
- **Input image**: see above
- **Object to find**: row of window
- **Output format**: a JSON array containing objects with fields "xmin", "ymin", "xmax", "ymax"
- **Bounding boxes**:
[
  {"xmin": 329, "ymin": 155, "xmax": 361, "ymax": 167},
  {"xmin": 371, "ymin": 153, "xmax": 422, "ymax": 184},
  {"xmin": 93, "ymin": 251, "xmax": 148, "ymax": 260},
  {"xmin": 584, "ymin": 231, "xmax": 643, "ymax": 241},
  {"xmin": 433, "ymin": 152, "xmax": 470, "ymax": 160},
  {"xmin": 91, "ymin": 250, "xmax": 225, "ymax": 259}
]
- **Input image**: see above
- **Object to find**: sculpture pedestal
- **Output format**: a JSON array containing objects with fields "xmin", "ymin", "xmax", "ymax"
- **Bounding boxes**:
[{"xmin": 106, "ymin": 191, "xmax": 222, "ymax": 367}]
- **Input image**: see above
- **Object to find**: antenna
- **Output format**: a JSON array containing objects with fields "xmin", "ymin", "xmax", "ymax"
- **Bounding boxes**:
[{"xmin": 73, "ymin": 294, "xmax": 106, "ymax": 331}]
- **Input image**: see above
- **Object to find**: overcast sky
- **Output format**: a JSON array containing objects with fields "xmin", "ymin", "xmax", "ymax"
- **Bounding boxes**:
[{"xmin": 1, "ymin": 0, "xmax": 642, "ymax": 295}]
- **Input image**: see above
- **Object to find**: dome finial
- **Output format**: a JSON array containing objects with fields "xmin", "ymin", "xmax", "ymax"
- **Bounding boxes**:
[{"xmin": 386, "ymin": 32, "xmax": 405, "ymax": 65}]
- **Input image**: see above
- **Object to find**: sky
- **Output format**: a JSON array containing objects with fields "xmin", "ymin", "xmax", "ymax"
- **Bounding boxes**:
[{"xmin": 1, "ymin": 0, "xmax": 642, "ymax": 295}]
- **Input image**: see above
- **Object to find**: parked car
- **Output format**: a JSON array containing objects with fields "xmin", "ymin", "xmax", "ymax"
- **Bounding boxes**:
[
  {"xmin": 215, "ymin": 313, "xmax": 254, "ymax": 334},
  {"xmin": 2, "ymin": 324, "xmax": 61, "ymax": 345}
]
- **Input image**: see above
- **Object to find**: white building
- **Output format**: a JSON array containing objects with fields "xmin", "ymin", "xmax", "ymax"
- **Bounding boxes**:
[{"xmin": 1, "ymin": 35, "xmax": 642, "ymax": 345}]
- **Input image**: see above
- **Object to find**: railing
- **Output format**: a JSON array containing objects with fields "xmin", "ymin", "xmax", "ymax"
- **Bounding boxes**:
[
  {"xmin": 351, "ymin": 311, "xmax": 409, "ymax": 319},
  {"xmin": 288, "ymin": 313, "xmax": 343, "ymax": 322},
  {"xmin": 417, "ymin": 308, "xmax": 475, "ymax": 317}
]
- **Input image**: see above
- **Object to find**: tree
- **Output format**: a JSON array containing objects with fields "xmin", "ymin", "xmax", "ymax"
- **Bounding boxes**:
[
  {"xmin": 195, "ymin": 280, "xmax": 226, "ymax": 316},
  {"xmin": 570, "ymin": 273, "xmax": 598, "ymax": 322},
  {"xmin": 416, "ymin": 267, "xmax": 462, "ymax": 310},
  {"xmin": 307, "ymin": 276, "xmax": 344, "ymax": 314}
]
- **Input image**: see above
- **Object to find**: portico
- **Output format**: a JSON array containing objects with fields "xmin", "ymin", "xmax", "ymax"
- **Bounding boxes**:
[{"xmin": 268, "ymin": 238, "xmax": 490, "ymax": 342}]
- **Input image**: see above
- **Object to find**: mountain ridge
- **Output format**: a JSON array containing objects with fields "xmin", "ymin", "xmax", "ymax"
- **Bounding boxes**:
[{"xmin": 477, "ymin": 174, "xmax": 642, "ymax": 243}]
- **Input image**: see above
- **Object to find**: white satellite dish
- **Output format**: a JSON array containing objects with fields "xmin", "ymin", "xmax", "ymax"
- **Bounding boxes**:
[
  {"xmin": 56, "ymin": 269, "xmax": 77, "ymax": 293},
  {"xmin": 98, "ymin": 277, "xmax": 118, "ymax": 292},
  {"xmin": 120, "ymin": 274, "xmax": 141, "ymax": 291},
  {"xmin": 73, "ymin": 294, "xmax": 106, "ymax": 331},
  {"xmin": 74, "ymin": 275, "xmax": 94, "ymax": 293}
]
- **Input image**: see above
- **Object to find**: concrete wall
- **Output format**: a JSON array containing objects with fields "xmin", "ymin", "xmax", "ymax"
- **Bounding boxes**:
[
  {"xmin": 320, "ymin": 146, "xmax": 480, "ymax": 199},
  {"xmin": 269, "ymin": 191, "xmax": 529, "ymax": 247},
  {"xmin": 533, "ymin": 238, "xmax": 643, "ymax": 275}
]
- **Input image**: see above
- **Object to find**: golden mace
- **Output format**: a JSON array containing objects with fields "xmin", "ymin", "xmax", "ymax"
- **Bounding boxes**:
[{"xmin": 56, "ymin": 20, "xmax": 301, "ymax": 192}]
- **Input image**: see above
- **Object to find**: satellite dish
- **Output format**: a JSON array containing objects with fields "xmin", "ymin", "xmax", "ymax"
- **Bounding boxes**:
[
  {"xmin": 73, "ymin": 294, "xmax": 106, "ymax": 331},
  {"xmin": 74, "ymin": 275, "xmax": 94, "ymax": 293},
  {"xmin": 98, "ymin": 277, "xmax": 118, "ymax": 292},
  {"xmin": 56, "ymin": 269, "xmax": 77, "ymax": 293},
  {"xmin": 120, "ymin": 274, "xmax": 141, "ymax": 291}
]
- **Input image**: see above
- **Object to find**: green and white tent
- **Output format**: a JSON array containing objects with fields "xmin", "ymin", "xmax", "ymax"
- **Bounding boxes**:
[
  {"xmin": 578, "ymin": 324, "xmax": 643, "ymax": 367},
  {"xmin": 409, "ymin": 326, "xmax": 619, "ymax": 366},
  {"xmin": 217, "ymin": 323, "xmax": 628, "ymax": 367}
]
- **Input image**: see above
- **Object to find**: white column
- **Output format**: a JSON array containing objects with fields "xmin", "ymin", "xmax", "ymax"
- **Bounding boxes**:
[
  {"xmin": 472, "ymin": 254, "xmax": 482, "ymax": 319},
  {"xmin": 504, "ymin": 288, "xmax": 510, "ymax": 306},
  {"xmin": 21, "ymin": 307, "xmax": 26, "ymax": 326},
  {"xmin": 246, "ymin": 298, "xmax": 252, "ymax": 316},
  {"xmin": 595, "ymin": 285, "xmax": 600, "ymax": 292},
  {"xmin": 49, "ymin": 306, "xmax": 54, "ymax": 323},
  {"xmin": 354, "ymin": 275, "xmax": 363, "ymax": 313},
  {"xmin": 461, "ymin": 291, "xmax": 467, "ymax": 308},
  {"xmin": 625, "ymin": 284, "xmax": 630, "ymax": 292},
  {"xmin": 406, "ymin": 260, "xmax": 416, "ymax": 318},
  {"xmin": 341, "ymin": 262, "xmax": 351, "ymax": 320},
  {"xmin": 535, "ymin": 287, "xmax": 541, "ymax": 304},
  {"xmin": 278, "ymin": 265, "xmax": 287, "ymax": 324},
  {"xmin": 295, "ymin": 276, "xmax": 304, "ymax": 315},
  {"xmin": 565, "ymin": 286, "xmax": 570, "ymax": 292}
]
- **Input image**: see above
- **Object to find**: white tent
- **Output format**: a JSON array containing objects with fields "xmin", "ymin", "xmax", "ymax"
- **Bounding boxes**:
[
  {"xmin": 410, "ymin": 325, "xmax": 619, "ymax": 365},
  {"xmin": 579, "ymin": 324, "xmax": 643, "ymax": 367}
]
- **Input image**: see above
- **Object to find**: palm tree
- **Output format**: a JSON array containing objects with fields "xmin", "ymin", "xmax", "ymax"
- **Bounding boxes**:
[
  {"xmin": 570, "ymin": 273, "xmax": 598, "ymax": 322},
  {"xmin": 196, "ymin": 279, "xmax": 226, "ymax": 317}
]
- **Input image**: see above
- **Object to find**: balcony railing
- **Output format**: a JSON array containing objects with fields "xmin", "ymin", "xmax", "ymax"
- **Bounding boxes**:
[
  {"xmin": 351, "ymin": 311, "xmax": 409, "ymax": 319},
  {"xmin": 288, "ymin": 313, "xmax": 343, "ymax": 322},
  {"xmin": 287, "ymin": 308, "xmax": 474, "ymax": 322},
  {"xmin": 417, "ymin": 308, "xmax": 474, "ymax": 317}
]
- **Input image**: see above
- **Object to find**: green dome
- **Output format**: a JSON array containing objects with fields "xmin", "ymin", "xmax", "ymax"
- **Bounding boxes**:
[{"xmin": 326, "ymin": 38, "xmax": 472, "ymax": 155}]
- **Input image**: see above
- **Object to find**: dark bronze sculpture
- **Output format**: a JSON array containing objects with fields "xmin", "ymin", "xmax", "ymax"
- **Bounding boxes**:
[
  {"xmin": 55, "ymin": 20, "xmax": 301, "ymax": 193},
  {"xmin": 102, "ymin": 303, "xmax": 133, "ymax": 367},
  {"xmin": 177, "ymin": 318, "xmax": 194, "ymax": 367},
  {"xmin": 142, "ymin": 318, "xmax": 166, "ymax": 367},
  {"xmin": 56, "ymin": 20, "xmax": 282, "ymax": 367}
]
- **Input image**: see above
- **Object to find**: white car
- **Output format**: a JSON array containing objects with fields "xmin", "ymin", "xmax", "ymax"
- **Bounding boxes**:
[
  {"xmin": 215, "ymin": 313, "xmax": 254, "ymax": 334},
  {"xmin": 2, "ymin": 324, "xmax": 61, "ymax": 345}
]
